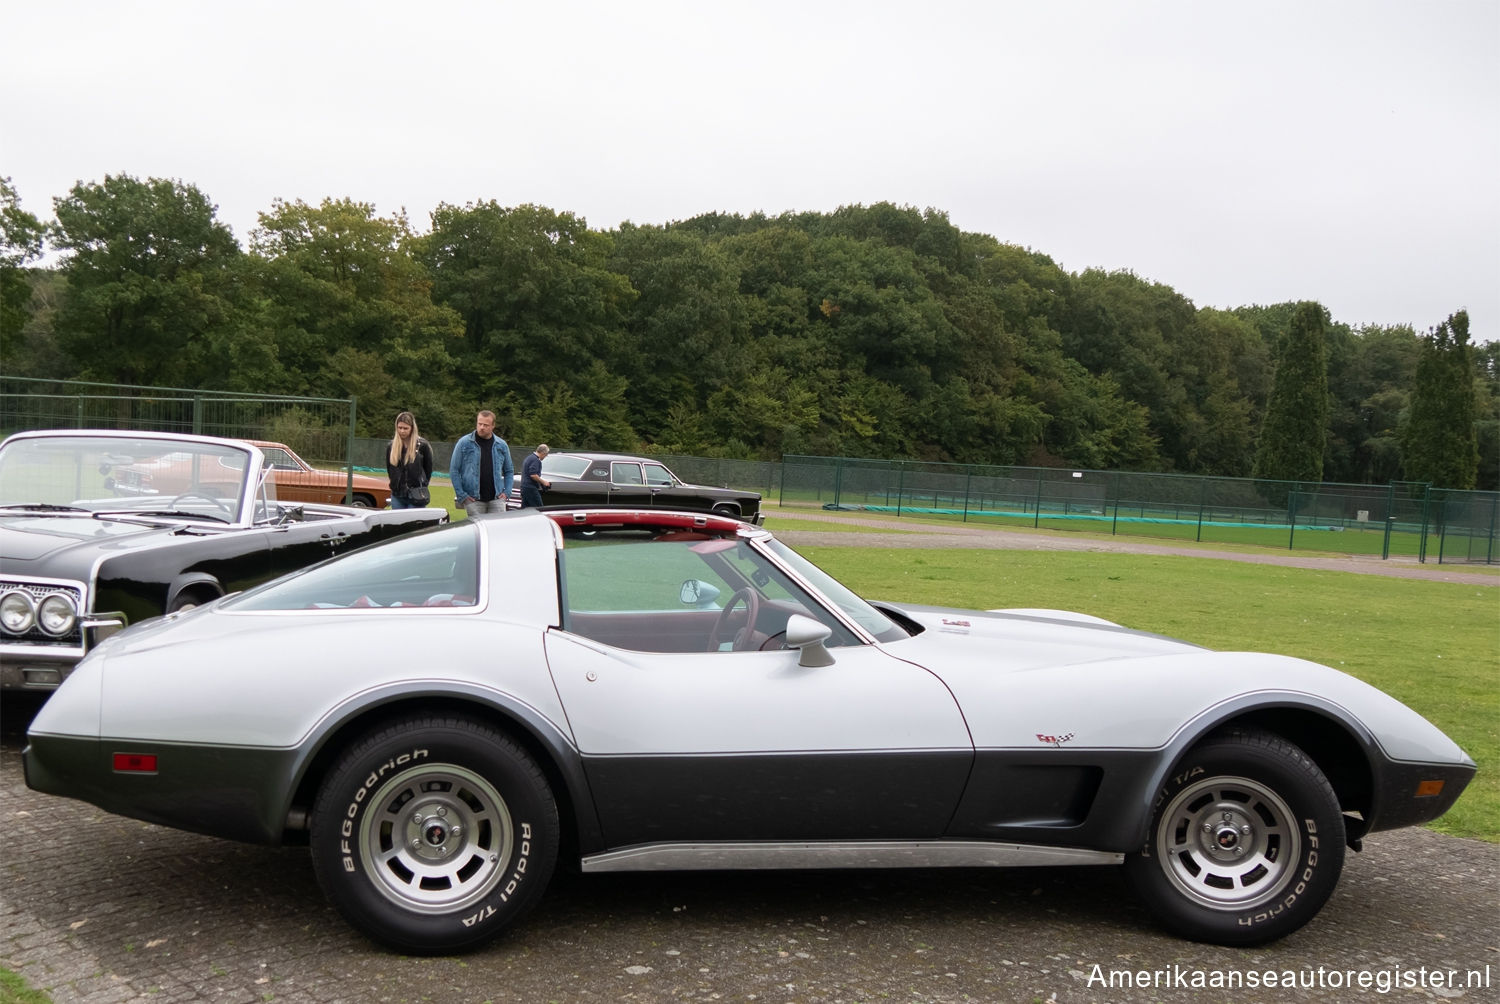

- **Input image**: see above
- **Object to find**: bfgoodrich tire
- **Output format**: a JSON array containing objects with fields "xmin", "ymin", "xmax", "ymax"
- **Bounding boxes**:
[
  {"xmin": 310, "ymin": 715, "xmax": 558, "ymax": 954},
  {"xmin": 1126, "ymin": 729, "xmax": 1345, "ymax": 946}
]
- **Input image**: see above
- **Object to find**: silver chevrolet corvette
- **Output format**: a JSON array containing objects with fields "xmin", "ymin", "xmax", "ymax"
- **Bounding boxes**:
[{"xmin": 23, "ymin": 509, "xmax": 1475, "ymax": 954}]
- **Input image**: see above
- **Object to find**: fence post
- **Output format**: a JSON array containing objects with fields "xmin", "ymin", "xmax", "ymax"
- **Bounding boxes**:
[
  {"xmin": 1033, "ymin": 470, "xmax": 1043, "ymax": 528},
  {"xmin": 1287, "ymin": 486, "xmax": 1298, "ymax": 550},
  {"xmin": 1381, "ymin": 483, "xmax": 1394, "ymax": 560},
  {"xmin": 895, "ymin": 461, "xmax": 905, "ymax": 518},
  {"xmin": 832, "ymin": 458, "xmax": 842, "ymax": 508},
  {"xmin": 1489, "ymin": 492, "xmax": 1498, "ymax": 565},
  {"xmin": 1437, "ymin": 493, "xmax": 1448, "ymax": 565},
  {"xmin": 1111, "ymin": 472, "xmax": 1120, "ymax": 536},
  {"xmin": 962, "ymin": 472, "xmax": 971, "ymax": 523},
  {"xmin": 1418, "ymin": 485, "xmax": 1431, "ymax": 563},
  {"xmin": 344, "ymin": 396, "xmax": 358, "ymax": 505},
  {"xmin": 1195, "ymin": 477, "xmax": 1207, "ymax": 543}
]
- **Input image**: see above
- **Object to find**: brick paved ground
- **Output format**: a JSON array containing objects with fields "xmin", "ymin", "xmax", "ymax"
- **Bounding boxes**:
[{"xmin": 3, "ymin": 716, "xmax": 1497, "ymax": 1003}]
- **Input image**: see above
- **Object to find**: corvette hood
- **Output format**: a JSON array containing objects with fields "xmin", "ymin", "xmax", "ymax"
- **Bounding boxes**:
[
  {"xmin": 875, "ymin": 602, "xmax": 1468, "ymax": 764},
  {"xmin": 883, "ymin": 602, "xmax": 1204, "ymax": 673}
]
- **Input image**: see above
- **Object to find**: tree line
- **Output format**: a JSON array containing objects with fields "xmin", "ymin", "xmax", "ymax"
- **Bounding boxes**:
[{"xmin": 2, "ymin": 174, "xmax": 1494, "ymax": 489}]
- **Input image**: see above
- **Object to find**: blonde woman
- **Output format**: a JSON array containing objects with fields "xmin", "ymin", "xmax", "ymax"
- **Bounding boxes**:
[{"xmin": 386, "ymin": 411, "xmax": 433, "ymax": 509}]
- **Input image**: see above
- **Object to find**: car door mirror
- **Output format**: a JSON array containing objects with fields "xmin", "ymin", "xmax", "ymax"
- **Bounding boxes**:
[
  {"xmin": 785, "ymin": 614, "xmax": 836, "ymax": 667},
  {"xmin": 680, "ymin": 578, "xmax": 722, "ymax": 608}
]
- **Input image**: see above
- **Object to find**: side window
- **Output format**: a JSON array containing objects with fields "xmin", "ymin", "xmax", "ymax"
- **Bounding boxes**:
[
  {"xmin": 583, "ymin": 464, "xmax": 609, "ymax": 482},
  {"xmin": 611, "ymin": 462, "xmax": 644, "ymax": 486},
  {"xmin": 252, "ymin": 471, "xmax": 279, "ymax": 520},
  {"xmin": 642, "ymin": 463, "xmax": 673, "ymax": 487},
  {"xmin": 557, "ymin": 530, "xmax": 861, "ymax": 653},
  {"xmin": 264, "ymin": 449, "xmax": 301, "ymax": 471},
  {"xmin": 229, "ymin": 524, "xmax": 480, "ymax": 610}
]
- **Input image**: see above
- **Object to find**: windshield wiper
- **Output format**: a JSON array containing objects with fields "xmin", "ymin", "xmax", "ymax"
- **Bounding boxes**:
[
  {"xmin": 0, "ymin": 503, "xmax": 90, "ymax": 513},
  {"xmin": 92, "ymin": 509, "xmax": 232, "ymax": 525}
]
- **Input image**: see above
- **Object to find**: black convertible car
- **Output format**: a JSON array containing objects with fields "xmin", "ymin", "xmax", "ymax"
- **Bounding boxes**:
[{"xmin": 0, "ymin": 429, "xmax": 445, "ymax": 691}]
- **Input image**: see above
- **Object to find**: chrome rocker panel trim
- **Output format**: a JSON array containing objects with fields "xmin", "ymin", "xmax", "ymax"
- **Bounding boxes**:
[{"xmin": 581, "ymin": 840, "xmax": 1125, "ymax": 872}]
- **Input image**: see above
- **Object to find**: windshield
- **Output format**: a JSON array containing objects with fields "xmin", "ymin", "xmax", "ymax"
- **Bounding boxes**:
[
  {"xmin": 0, "ymin": 434, "xmax": 257, "ymax": 522},
  {"xmin": 762, "ymin": 539, "xmax": 910, "ymax": 642}
]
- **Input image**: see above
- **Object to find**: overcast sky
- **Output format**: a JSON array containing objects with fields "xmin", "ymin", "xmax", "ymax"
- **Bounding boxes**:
[{"xmin": 4, "ymin": 1, "xmax": 1497, "ymax": 337}]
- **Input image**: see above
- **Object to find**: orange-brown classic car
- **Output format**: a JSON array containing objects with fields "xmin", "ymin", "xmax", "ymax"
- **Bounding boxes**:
[
  {"xmin": 249, "ymin": 441, "xmax": 391, "ymax": 509},
  {"xmin": 110, "ymin": 441, "xmax": 391, "ymax": 509}
]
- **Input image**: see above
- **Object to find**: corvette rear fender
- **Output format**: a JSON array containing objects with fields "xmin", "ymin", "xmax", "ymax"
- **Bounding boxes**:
[{"xmin": 280, "ymin": 685, "xmax": 603, "ymax": 854}]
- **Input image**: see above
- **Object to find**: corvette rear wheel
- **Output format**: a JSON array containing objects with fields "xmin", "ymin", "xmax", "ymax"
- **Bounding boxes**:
[
  {"xmin": 1126, "ymin": 730, "xmax": 1344, "ymax": 946},
  {"xmin": 310, "ymin": 715, "xmax": 558, "ymax": 954}
]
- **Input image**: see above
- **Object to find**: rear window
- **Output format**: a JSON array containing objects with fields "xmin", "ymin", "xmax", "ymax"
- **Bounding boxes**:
[
  {"xmin": 542, "ymin": 455, "xmax": 592, "ymax": 479},
  {"xmin": 227, "ymin": 523, "xmax": 479, "ymax": 610}
]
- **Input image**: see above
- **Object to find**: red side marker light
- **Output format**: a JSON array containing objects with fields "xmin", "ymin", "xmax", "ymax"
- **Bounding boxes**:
[
  {"xmin": 1415, "ymin": 779, "xmax": 1444, "ymax": 798},
  {"xmin": 113, "ymin": 753, "xmax": 158, "ymax": 773}
]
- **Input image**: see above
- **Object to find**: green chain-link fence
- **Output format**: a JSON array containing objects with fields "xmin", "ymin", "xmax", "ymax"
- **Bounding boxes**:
[
  {"xmin": 781, "ymin": 455, "xmax": 1498, "ymax": 564},
  {"xmin": 1, "ymin": 376, "xmax": 363, "ymax": 502},
  {"xmin": 6, "ymin": 382, "xmax": 1491, "ymax": 564}
]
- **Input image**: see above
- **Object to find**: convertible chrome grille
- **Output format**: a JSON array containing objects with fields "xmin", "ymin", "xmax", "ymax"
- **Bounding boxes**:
[{"xmin": 0, "ymin": 578, "xmax": 85, "ymax": 648}]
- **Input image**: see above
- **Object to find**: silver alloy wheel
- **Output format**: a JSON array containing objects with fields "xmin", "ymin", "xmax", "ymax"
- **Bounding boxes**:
[
  {"xmin": 1154, "ymin": 774, "xmax": 1300, "ymax": 911},
  {"xmin": 358, "ymin": 762, "xmax": 514, "ymax": 914}
]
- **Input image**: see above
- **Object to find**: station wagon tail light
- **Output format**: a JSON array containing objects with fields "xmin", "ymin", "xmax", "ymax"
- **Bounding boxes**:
[
  {"xmin": 37, "ymin": 592, "xmax": 78, "ymax": 636},
  {"xmin": 113, "ymin": 753, "xmax": 158, "ymax": 773},
  {"xmin": 0, "ymin": 590, "xmax": 36, "ymax": 633}
]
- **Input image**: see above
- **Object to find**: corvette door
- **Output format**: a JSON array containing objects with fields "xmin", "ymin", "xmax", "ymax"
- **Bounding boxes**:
[
  {"xmin": 545, "ymin": 530, "xmax": 973, "ymax": 848},
  {"xmin": 547, "ymin": 635, "xmax": 973, "ymax": 847}
]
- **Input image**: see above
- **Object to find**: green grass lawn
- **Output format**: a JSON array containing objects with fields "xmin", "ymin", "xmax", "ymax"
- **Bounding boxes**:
[
  {"xmin": 773, "ymin": 498, "xmax": 1500, "ymax": 566},
  {"xmin": 772, "ymin": 502, "xmax": 1500, "ymax": 574},
  {"xmin": 798, "ymin": 545, "xmax": 1499, "ymax": 842}
]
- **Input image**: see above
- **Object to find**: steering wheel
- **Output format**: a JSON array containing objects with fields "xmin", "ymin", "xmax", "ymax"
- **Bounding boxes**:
[
  {"xmin": 707, "ymin": 587, "xmax": 761, "ymax": 652},
  {"xmin": 170, "ymin": 490, "xmax": 233, "ymax": 516}
]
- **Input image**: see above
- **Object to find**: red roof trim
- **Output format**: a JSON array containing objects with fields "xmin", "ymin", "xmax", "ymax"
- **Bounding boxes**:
[{"xmin": 541, "ymin": 509, "xmax": 746, "ymax": 533}]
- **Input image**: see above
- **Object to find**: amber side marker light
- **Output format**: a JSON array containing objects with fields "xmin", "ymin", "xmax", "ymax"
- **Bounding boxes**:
[
  {"xmin": 1415, "ymin": 779, "xmax": 1445, "ymax": 798},
  {"xmin": 113, "ymin": 753, "xmax": 158, "ymax": 773}
]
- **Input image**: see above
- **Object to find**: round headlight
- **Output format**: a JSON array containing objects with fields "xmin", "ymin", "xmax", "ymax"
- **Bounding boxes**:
[
  {"xmin": 37, "ymin": 592, "xmax": 78, "ymax": 636},
  {"xmin": 0, "ymin": 590, "xmax": 37, "ymax": 634}
]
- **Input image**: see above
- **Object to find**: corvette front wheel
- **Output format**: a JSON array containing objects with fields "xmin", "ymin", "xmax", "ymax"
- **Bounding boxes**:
[
  {"xmin": 309, "ymin": 715, "xmax": 558, "ymax": 954},
  {"xmin": 1126, "ymin": 730, "xmax": 1345, "ymax": 946}
]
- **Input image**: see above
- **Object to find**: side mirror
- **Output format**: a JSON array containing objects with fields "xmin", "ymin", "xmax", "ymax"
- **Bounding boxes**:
[
  {"xmin": 785, "ymin": 614, "xmax": 835, "ymax": 668},
  {"xmin": 679, "ymin": 578, "xmax": 722, "ymax": 609}
]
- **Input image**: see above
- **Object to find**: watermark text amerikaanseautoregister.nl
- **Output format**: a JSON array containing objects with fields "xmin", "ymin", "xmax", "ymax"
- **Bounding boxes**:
[{"xmin": 1086, "ymin": 962, "xmax": 1492, "ymax": 994}]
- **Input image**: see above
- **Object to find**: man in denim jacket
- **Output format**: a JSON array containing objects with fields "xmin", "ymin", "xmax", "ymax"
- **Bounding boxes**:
[{"xmin": 450, "ymin": 410, "xmax": 515, "ymax": 518}]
